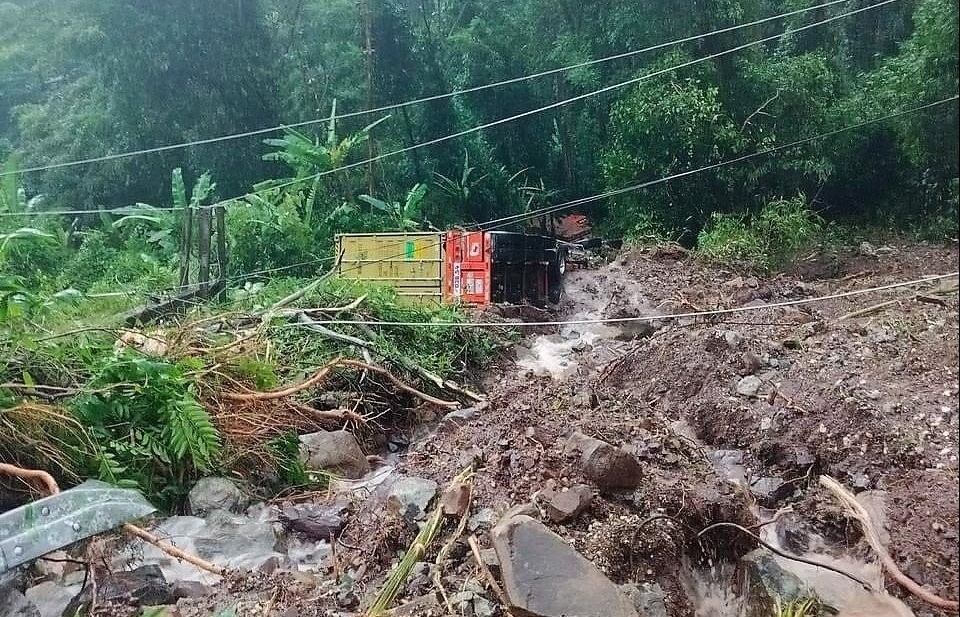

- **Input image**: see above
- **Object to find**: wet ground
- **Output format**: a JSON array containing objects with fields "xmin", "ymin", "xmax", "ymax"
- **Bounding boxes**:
[{"xmin": 16, "ymin": 241, "xmax": 958, "ymax": 617}]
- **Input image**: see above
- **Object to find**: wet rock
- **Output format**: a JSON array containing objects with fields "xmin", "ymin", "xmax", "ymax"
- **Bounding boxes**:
[
  {"xmin": 23, "ymin": 581, "xmax": 81, "ymax": 617},
  {"xmin": 278, "ymin": 501, "xmax": 346, "ymax": 540},
  {"xmin": 188, "ymin": 477, "xmax": 247, "ymax": 515},
  {"xmin": 65, "ymin": 565, "xmax": 176, "ymax": 615},
  {"xmin": 469, "ymin": 508, "xmax": 497, "ymax": 532},
  {"xmin": 298, "ymin": 430, "xmax": 370, "ymax": 479},
  {"xmin": 749, "ymin": 476, "xmax": 788, "ymax": 505},
  {"xmin": 736, "ymin": 375, "xmax": 763, "ymax": 397},
  {"xmin": 741, "ymin": 549, "xmax": 809, "ymax": 615},
  {"xmin": 538, "ymin": 484, "xmax": 593, "ymax": 523},
  {"xmin": 566, "ymin": 432, "xmax": 643, "ymax": 489},
  {"xmin": 0, "ymin": 588, "xmax": 39, "ymax": 617},
  {"xmin": 441, "ymin": 406, "xmax": 477, "ymax": 429},
  {"xmin": 387, "ymin": 477, "xmax": 438, "ymax": 521},
  {"xmin": 621, "ymin": 582, "xmax": 668, "ymax": 617},
  {"xmin": 492, "ymin": 514, "xmax": 638, "ymax": 617}
]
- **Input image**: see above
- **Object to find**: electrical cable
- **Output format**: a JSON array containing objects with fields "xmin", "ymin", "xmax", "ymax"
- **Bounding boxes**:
[
  {"xmin": 0, "ymin": 0, "xmax": 903, "ymax": 220},
  {"xmin": 1, "ymin": 0, "xmax": 860, "ymax": 178},
  {"xmin": 76, "ymin": 95, "xmax": 959, "ymax": 301},
  {"xmin": 271, "ymin": 272, "xmax": 957, "ymax": 328}
]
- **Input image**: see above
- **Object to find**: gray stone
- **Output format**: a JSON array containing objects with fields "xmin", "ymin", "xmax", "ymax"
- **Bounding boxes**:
[
  {"xmin": 492, "ymin": 514, "xmax": 638, "ymax": 617},
  {"xmin": 736, "ymin": 375, "xmax": 763, "ymax": 397},
  {"xmin": 278, "ymin": 501, "xmax": 345, "ymax": 540},
  {"xmin": 539, "ymin": 484, "xmax": 593, "ymax": 523},
  {"xmin": 741, "ymin": 549, "xmax": 808, "ymax": 616},
  {"xmin": 749, "ymin": 476, "xmax": 788, "ymax": 505},
  {"xmin": 298, "ymin": 430, "xmax": 370, "ymax": 479},
  {"xmin": 441, "ymin": 406, "xmax": 478, "ymax": 429},
  {"xmin": 723, "ymin": 330, "xmax": 744, "ymax": 349},
  {"xmin": 188, "ymin": 477, "xmax": 247, "ymax": 515},
  {"xmin": 566, "ymin": 432, "xmax": 643, "ymax": 489},
  {"xmin": 387, "ymin": 477, "xmax": 438, "ymax": 521},
  {"xmin": 621, "ymin": 583, "xmax": 668, "ymax": 617},
  {"xmin": 0, "ymin": 588, "xmax": 40, "ymax": 617},
  {"xmin": 469, "ymin": 508, "xmax": 497, "ymax": 532},
  {"xmin": 23, "ymin": 582, "xmax": 80, "ymax": 617}
]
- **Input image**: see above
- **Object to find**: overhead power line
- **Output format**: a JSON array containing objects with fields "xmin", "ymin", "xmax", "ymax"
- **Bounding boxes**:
[
  {"xmin": 76, "ymin": 94, "xmax": 960, "ymax": 299},
  {"xmin": 273, "ymin": 272, "xmax": 959, "ymax": 328},
  {"xmin": 3, "ymin": 0, "xmax": 858, "ymax": 178},
  {"xmin": 0, "ymin": 0, "xmax": 901, "ymax": 220}
]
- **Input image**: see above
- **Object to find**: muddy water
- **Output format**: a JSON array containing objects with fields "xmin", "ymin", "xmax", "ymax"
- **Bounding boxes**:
[
  {"xmin": 514, "ymin": 270, "xmax": 656, "ymax": 379},
  {"xmin": 521, "ymin": 269, "xmax": 902, "ymax": 616}
]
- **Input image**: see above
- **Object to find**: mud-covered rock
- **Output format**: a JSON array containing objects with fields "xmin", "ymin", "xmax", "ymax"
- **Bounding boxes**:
[
  {"xmin": 188, "ymin": 477, "xmax": 248, "ymax": 515},
  {"xmin": 278, "ymin": 501, "xmax": 346, "ymax": 540},
  {"xmin": 492, "ymin": 514, "xmax": 638, "ymax": 617},
  {"xmin": 64, "ymin": 565, "xmax": 184, "ymax": 615},
  {"xmin": 736, "ymin": 375, "xmax": 763, "ymax": 396},
  {"xmin": 538, "ymin": 484, "xmax": 593, "ymax": 523},
  {"xmin": 621, "ymin": 582, "xmax": 668, "ymax": 617},
  {"xmin": 566, "ymin": 432, "xmax": 643, "ymax": 489},
  {"xmin": 298, "ymin": 430, "xmax": 370, "ymax": 479}
]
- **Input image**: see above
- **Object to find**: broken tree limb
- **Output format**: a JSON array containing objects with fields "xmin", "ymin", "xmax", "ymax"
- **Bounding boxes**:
[
  {"xmin": 820, "ymin": 475, "xmax": 960, "ymax": 613},
  {"xmin": 221, "ymin": 357, "xmax": 459, "ymax": 408},
  {"xmin": 221, "ymin": 359, "xmax": 341, "ymax": 402},
  {"xmin": 0, "ymin": 462, "xmax": 60, "ymax": 495},
  {"xmin": 288, "ymin": 401, "xmax": 367, "ymax": 425},
  {"xmin": 338, "ymin": 359, "xmax": 460, "ymax": 409},
  {"xmin": 297, "ymin": 313, "xmax": 485, "ymax": 403},
  {"xmin": 121, "ymin": 523, "xmax": 224, "ymax": 576}
]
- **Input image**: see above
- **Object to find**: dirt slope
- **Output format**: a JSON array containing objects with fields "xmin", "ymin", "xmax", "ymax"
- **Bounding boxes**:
[{"xmin": 390, "ymin": 242, "xmax": 959, "ymax": 615}]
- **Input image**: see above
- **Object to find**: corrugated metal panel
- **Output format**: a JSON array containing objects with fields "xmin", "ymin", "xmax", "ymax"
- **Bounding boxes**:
[{"xmin": 335, "ymin": 232, "xmax": 444, "ymax": 305}]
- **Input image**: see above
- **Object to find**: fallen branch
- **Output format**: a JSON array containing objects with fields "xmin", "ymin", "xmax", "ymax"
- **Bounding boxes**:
[
  {"xmin": 468, "ymin": 535, "xmax": 511, "ymax": 611},
  {"xmin": 221, "ymin": 359, "xmax": 341, "ymax": 402},
  {"xmin": 298, "ymin": 313, "xmax": 485, "ymax": 403},
  {"xmin": 819, "ymin": 475, "xmax": 960, "ymax": 613},
  {"xmin": 0, "ymin": 462, "xmax": 60, "ymax": 495},
  {"xmin": 339, "ymin": 359, "xmax": 460, "ymax": 409},
  {"xmin": 288, "ymin": 401, "xmax": 366, "ymax": 425},
  {"xmin": 121, "ymin": 523, "xmax": 225, "ymax": 575},
  {"xmin": 433, "ymin": 476, "xmax": 474, "ymax": 612}
]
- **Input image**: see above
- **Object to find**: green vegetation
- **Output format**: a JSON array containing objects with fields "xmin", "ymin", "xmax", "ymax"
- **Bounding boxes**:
[{"xmin": 0, "ymin": 0, "xmax": 956, "ymax": 508}]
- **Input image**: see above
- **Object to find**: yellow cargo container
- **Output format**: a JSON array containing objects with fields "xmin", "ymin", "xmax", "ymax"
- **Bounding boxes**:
[{"xmin": 335, "ymin": 232, "xmax": 444, "ymax": 305}]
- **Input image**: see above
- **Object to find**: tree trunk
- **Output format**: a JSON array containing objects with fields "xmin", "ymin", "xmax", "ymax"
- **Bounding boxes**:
[{"xmin": 198, "ymin": 206, "xmax": 212, "ymax": 292}]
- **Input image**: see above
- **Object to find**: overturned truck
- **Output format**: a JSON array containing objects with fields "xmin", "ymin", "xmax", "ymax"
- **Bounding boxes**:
[{"xmin": 335, "ymin": 230, "xmax": 568, "ymax": 306}]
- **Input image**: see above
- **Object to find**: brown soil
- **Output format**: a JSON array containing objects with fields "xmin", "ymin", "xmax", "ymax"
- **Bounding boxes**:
[
  {"xmin": 160, "ymin": 241, "xmax": 958, "ymax": 616},
  {"xmin": 387, "ymin": 241, "xmax": 959, "ymax": 615}
]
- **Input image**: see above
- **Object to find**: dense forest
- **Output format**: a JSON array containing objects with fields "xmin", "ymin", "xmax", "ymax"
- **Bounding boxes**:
[{"xmin": 0, "ymin": 0, "xmax": 957, "ymax": 291}]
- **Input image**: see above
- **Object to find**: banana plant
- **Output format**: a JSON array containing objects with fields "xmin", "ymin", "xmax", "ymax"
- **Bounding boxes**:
[
  {"xmin": 358, "ymin": 183, "xmax": 428, "ymax": 232},
  {"xmin": 0, "ymin": 155, "xmax": 44, "ymax": 214},
  {"xmin": 260, "ymin": 99, "xmax": 389, "ymax": 225}
]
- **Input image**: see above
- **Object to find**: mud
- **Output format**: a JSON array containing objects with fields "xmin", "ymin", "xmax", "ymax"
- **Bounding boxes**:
[{"xmin": 53, "ymin": 241, "xmax": 957, "ymax": 617}]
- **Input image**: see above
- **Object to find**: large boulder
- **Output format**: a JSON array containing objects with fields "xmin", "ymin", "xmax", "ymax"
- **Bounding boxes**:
[
  {"xmin": 566, "ymin": 432, "xmax": 643, "ymax": 489},
  {"xmin": 298, "ymin": 430, "xmax": 370, "ymax": 479},
  {"xmin": 188, "ymin": 477, "xmax": 248, "ymax": 515},
  {"xmin": 491, "ymin": 514, "xmax": 638, "ymax": 617}
]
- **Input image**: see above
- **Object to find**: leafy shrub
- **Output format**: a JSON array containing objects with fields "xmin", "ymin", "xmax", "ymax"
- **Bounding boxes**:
[
  {"xmin": 71, "ymin": 350, "xmax": 221, "ymax": 510},
  {"xmin": 58, "ymin": 229, "xmax": 172, "ymax": 291},
  {"xmin": 697, "ymin": 196, "xmax": 824, "ymax": 271},
  {"xmin": 228, "ymin": 193, "xmax": 319, "ymax": 277}
]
